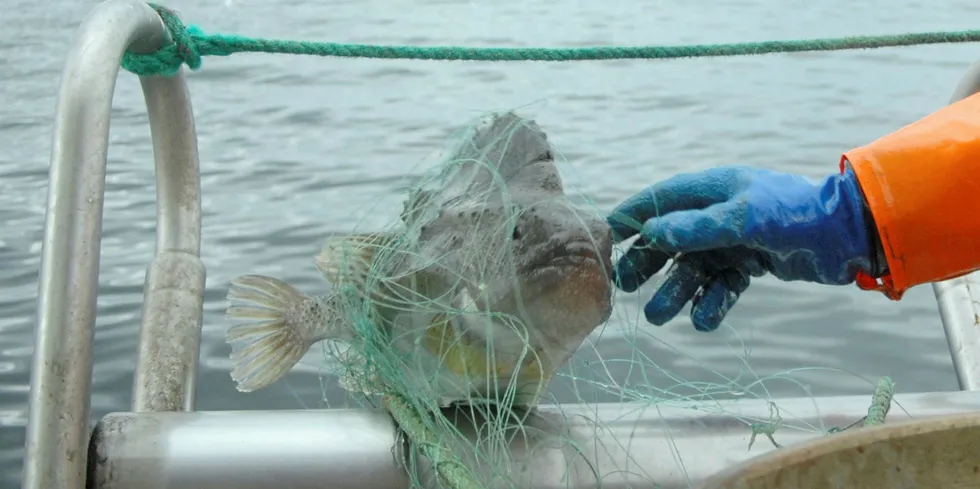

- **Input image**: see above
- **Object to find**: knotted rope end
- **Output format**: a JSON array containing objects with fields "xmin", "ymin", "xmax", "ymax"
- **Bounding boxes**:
[{"xmin": 121, "ymin": 3, "xmax": 204, "ymax": 77}]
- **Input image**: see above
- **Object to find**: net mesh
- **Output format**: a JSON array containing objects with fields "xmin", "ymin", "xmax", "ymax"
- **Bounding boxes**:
[{"xmin": 228, "ymin": 109, "xmax": 895, "ymax": 489}]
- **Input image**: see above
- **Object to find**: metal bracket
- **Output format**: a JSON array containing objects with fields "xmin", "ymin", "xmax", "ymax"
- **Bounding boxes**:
[{"xmin": 22, "ymin": 2, "xmax": 205, "ymax": 489}]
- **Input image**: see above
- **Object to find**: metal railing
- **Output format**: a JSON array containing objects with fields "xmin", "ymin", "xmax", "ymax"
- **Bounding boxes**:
[
  {"xmin": 934, "ymin": 60, "xmax": 980, "ymax": 391},
  {"xmin": 23, "ymin": 2, "xmax": 204, "ymax": 489},
  {"xmin": 20, "ymin": 1, "xmax": 980, "ymax": 488}
]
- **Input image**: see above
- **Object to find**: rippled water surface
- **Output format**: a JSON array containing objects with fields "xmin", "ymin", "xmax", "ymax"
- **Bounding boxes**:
[{"xmin": 3, "ymin": 0, "xmax": 980, "ymax": 486}]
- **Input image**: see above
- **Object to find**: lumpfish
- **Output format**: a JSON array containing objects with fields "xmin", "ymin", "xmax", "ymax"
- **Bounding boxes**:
[{"xmin": 224, "ymin": 111, "xmax": 614, "ymax": 407}]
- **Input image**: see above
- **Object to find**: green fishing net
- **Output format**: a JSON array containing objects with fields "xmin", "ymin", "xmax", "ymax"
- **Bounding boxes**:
[{"xmin": 242, "ymin": 110, "xmax": 896, "ymax": 489}]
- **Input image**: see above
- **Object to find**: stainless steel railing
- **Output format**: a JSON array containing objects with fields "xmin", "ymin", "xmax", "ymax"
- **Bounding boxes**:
[{"xmin": 23, "ymin": 2, "xmax": 204, "ymax": 489}]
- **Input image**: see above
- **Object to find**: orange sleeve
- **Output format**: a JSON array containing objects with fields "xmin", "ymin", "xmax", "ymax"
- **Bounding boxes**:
[{"xmin": 842, "ymin": 91, "xmax": 980, "ymax": 300}]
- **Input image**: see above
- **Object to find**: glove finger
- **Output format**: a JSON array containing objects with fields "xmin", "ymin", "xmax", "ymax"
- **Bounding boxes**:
[
  {"xmin": 607, "ymin": 170, "xmax": 736, "ymax": 243},
  {"xmin": 613, "ymin": 237, "xmax": 672, "ymax": 293},
  {"xmin": 639, "ymin": 199, "xmax": 744, "ymax": 253},
  {"xmin": 643, "ymin": 254, "xmax": 708, "ymax": 326},
  {"xmin": 690, "ymin": 267, "xmax": 752, "ymax": 332},
  {"xmin": 738, "ymin": 248, "xmax": 769, "ymax": 277},
  {"xmin": 702, "ymin": 246, "xmax": 769, "ymax": 278}
]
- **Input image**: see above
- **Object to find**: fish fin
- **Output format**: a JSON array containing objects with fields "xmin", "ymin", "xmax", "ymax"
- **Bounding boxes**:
[
  {"xmin": 422, "ymin": 314, "xmax": 506, "ymax": 379},
  {"xmin": 314, "ymin": 233, "xmax": 398, "ymax": 286},
  {"xmin": 450, "ymin": 111, "xmax": 552, "ymax": 181},
  {"xmin": 225, "ymin": 274, "xmax": 322, "ymax": 393}
]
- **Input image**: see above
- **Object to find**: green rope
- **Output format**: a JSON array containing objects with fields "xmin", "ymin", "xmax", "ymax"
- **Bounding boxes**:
[
  {"xmin": 757, "ymin": 377, "xmax": 895, "ymax": 448},
  {"xmin": 122, "ymin": 3, "xmax": 980, "ymax": 77},
  {"xmin": 827, "ymin": 376, "xmax": 895, "ymax": 434},
  {"xmin": 863, "ymin": 376, "xmax": 894, "ymax": 427},
  {"xmin": 748, "ymin": 402, "xmax": 782, "ymax": 450},
  {"xmin": 383, "ymin": 394, "xmax": 480, "ymax": 489}
]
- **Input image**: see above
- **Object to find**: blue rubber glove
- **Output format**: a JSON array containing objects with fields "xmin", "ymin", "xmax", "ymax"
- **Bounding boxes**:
[{"xmin": 606, "ymin": 165, "xmax": 884, "ymax": 332}]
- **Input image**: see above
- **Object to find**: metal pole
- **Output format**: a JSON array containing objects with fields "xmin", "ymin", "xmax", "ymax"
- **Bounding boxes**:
[
  {"xmin": 21, "ymin": 2, "xmax": 182, "ymax": 489},
  {"xmin": 90, "ymin": 409, "xmax": 408, "ymax": 489},
  {"xmin": 934, "ymin": 275, "xmax": 980, "ymax": 391},
  {"xmin": 933, "ymin": 59, "xmax": 980, "ymax": 391},
  {"xmin": 130, "ymin": 51, "xmax": 205, "ymax": 413},
  {"xmin": 87, "ymin": 392, "xmax": 980, "ymax": 489}
]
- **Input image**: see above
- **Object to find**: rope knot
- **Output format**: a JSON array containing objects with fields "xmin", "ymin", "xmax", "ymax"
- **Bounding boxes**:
[{"xmin": 122, "ymin": 3, "xmax": 203, "ymax": 77}]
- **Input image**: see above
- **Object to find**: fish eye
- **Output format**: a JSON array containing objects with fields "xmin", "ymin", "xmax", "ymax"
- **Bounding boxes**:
[{"xmin": 511, "ymin": 225, "xmax": 522, "ymax": 240}]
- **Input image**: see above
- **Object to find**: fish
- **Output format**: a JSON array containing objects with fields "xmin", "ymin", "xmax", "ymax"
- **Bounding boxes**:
[{"xmin": 224, "ymin": 111, "xmax": 615, "ymax": 407}]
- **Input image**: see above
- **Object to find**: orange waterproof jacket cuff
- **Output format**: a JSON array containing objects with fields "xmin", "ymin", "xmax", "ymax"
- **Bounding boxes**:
[{"xmin": 842, "ymin": 92, "xmax": 980, "ymax": 300}]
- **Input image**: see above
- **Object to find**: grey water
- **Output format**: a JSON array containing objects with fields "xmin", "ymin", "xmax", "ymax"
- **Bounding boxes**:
[{"xmin": 3, "ymin": 0, "xmax": 980, "ymax": 486}]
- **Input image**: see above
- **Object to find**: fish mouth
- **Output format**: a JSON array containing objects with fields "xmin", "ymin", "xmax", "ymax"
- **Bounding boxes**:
[
  {"xmin": 527, "ymin": 240, "xmax": 613, "ymax": 281},
  {"xmin": 515, "ymin": 239, "xmax": 615, "ymax": 330}
]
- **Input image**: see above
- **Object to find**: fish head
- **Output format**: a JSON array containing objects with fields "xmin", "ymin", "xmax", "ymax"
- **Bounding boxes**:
[
  {"xmin": 409, "ymin": 111, "xmax": 614, "ymax": 351},
  {"xmin": 498, "ymin": 192, "xmax": 615, "ymax": 342}
]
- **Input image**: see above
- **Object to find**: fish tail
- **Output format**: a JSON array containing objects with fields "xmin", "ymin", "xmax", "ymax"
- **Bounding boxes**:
[{"xmin": 225, "ymin": 274, "xmax": 319, "ymax": 393}]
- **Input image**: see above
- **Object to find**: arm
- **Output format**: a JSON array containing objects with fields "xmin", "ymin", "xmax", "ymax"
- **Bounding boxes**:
[
  {"xmin": 845, "ymin": 91, "xmax": 980, "ymax": 300},
  {"xmin": 606, "ymin": 93, "xmax": 980, "ymax": 331}
]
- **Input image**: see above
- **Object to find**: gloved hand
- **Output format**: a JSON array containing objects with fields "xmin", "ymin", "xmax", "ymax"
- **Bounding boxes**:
[{"xmin": 606, "ymin": 165, "xmax": 883, "ymax": 332}]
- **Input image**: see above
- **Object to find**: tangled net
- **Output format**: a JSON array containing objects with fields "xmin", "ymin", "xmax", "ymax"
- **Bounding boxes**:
[{"xmin": 244, "ymin": 110, "xmax": 897, "ymax": 489}]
